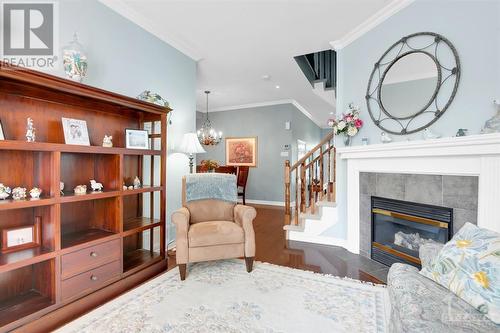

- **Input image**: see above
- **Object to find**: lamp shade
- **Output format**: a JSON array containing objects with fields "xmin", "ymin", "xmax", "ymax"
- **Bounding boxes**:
[{"xmin": 179, "ymin": 133, "xmax": 206, "ymax": 154}]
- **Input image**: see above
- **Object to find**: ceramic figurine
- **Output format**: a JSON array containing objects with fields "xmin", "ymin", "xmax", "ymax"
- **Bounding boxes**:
[
  {"xmin": 137, "ymin": 90, "xmax": 170, "ymax": 108},
  {"xmin": 133, "ymin": 176, "xmax": 141, "ymax": 189},
  {"xmin": 12, "ymin": 187, "xmax": 27, "ymax": 200},
  {"xmin": 456, "ymin": 128, "xmax": 468, "ymax": 137},
  {"xmin": 102, "ymin": 135, "xmax": 113, "ymax": 148},
  {"xmin": 0, "ymin": 184, "xmax": 11, "ymax": 200},
  {"xmin": 423, "ymin": 128, "xmax": 441, "ymax": 140},
  {"xmin": 60, "ymin": 182, "xmax": 65, "ymax": 195},
  {"xmin": 74, "ymin": 185, "xmax": 87, "ymax": 195},
  {"xmin": 90, "ymin": 180, "xmax": 103, "ymax": 192},
  {"xmin": 123, "ymin": 185, "xmax": 128, "ymax": 190},
  {"xmin": 128, "ymin": 186, "xmax": 133, "ymax": 190},
  {"xmin": 481, "ymin": 100, "xmax": 500, "ymax": 134},
  {"xmin": 29, "ymin": 187, "xmax": 42, "ymax": 199},
  {"xmin": 26, "ymin": 118, "xmax": 36, "ymax": 142},
  {"xmin": 380, "ymin": 132, "xmax": 393, "ymax": 144}
]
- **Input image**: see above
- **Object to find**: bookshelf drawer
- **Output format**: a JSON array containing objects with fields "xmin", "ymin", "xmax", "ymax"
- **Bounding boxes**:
[
  {"xmin": 61, "ymin": 260, "xmax": 121, "ymax": 301},
  {"xmin": 61, "ymin": 239, "xmax": 120, "ymax": 279}
]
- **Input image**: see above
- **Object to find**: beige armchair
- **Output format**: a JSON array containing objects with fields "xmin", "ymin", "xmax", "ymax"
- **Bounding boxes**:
[{"xmin": 172, "ymin": 176, "xmax": 257, "ymax": 280}]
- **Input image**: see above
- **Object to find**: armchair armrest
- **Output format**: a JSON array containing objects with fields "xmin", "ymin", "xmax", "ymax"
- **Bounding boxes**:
[
  {"xmin": 172, "ymin": 207, "xmax": 190, "ymax": 264},
  {"xmin": 234, "ymin": 204, "xmax": 257, "ymax": 257},
  {"xmin": 419, "ymin": 242, "xmax": 444, "ymax": 269}
]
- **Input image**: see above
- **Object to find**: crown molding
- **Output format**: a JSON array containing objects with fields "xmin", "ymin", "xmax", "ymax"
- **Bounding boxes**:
[
  {"xmin": 329, "ymin": 0, "xmax": 414, "ymax": 51},
  {"xmin": 205, "ymin": 99, "xmax": 323, "ymax": 127},
  {"xmin": 97, "ymin": 0, "xmax": 202, "ymax": 61}
]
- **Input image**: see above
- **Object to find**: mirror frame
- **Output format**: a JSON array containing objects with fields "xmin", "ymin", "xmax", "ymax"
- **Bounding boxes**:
[{"xmin": 366, "ymin": 32, "xmax": 461, "ymax": 135}]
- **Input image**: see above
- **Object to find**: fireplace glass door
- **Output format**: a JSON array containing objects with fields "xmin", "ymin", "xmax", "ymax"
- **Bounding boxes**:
[{"xmin": 371, "ymin": 197, "xmax": 452, "ymax": 268}]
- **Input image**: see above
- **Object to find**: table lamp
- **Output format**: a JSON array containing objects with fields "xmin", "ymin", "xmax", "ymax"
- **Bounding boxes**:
[{"xmin": 179, "ymin": 133, "xmax": 206, "ymax": 173}]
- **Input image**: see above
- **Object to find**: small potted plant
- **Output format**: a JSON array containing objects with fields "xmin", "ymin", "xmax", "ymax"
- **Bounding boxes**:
[
  {"xmin": 200, "ymin": 159, "xmax": 220, "ymax": 172},
  {"xmin": 327, "ymin": 103, "xmax": 363, "ymax": 146}
]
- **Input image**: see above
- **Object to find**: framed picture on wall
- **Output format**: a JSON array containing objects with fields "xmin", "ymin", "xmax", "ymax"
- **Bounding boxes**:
[
  {"xmin": 62, "ymin": 118, "xmax": 90, "ymax": 146},
  {"xmin": 0, "ymin": 120, "xmax": 4, "ymax": 140},
  {"xmin": 225, "ymin": 137, "xmax": 257, "ymax": 167}
]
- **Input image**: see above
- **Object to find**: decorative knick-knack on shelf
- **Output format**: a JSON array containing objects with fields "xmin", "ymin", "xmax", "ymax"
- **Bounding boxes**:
[
  {"xmin": 90, "ymin": 180, "xmax": 103, "ymax": 192},
  {"xmin": 12, "ymin": 187, "xmax": 27, "ymax": 200},
  {"xmin": 133, "ymin": 176, "xmax": 141, "ymax": 189},
  {"xmin": 137, "ymin": 90, "xmax": 170, "ymax": 108},
  {"xmin": 481, "ymin": 100, "xmax": 500, "ymax": 134},
  {"xmin": 0, "ymin": 184, "xmax": 11, "ymax": 200},
  {"xmin": 26, "ymin": 117, "xmax": 35, "ymax": 142},
  {"xmin": 74, "ymin": 185, "xmax": 87, "ymax": 195},
  {"xmin": 29, "ymin": 187, "xmax": 42, "ymax": 199},
  {"xmin": 456, "ymin": 128, "xmax": 468, "ymax": 137},
  {"xmin": 102, "ymin": 135, "xmax": 113, "ymax": 148},
  {"xmin": 423, "ymin": 128, "xmax": 441, "ymax": 140},
  {"xmin": 63, "ymin": 33, "xmax": 88, "ymax": 82},
  {"xmin": 381, "ymin": 132, "xmax": 393, "ymax": 144},
  {"xmin": 60, "ymin": 182, "xmax": 65, "ymax": 195}
]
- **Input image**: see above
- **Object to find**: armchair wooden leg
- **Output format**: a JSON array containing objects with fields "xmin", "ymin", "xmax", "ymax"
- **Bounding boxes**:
[
  {"xmin": 245, "ymin": 257, "xmax": 254, "ymax": 273},
  {"xmin": 178, "ymin": 264, "xmax": 187, "ymax": 280}
]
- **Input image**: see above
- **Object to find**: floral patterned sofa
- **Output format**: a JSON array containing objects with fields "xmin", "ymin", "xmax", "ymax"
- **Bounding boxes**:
[{"xmin": 387, "ymin": 242, "xmax": 498, "ymax": 332}]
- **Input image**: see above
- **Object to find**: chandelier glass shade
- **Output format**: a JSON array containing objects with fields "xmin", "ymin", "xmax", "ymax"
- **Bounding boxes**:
[{"xmin": 197, "ymin": 91, "xmax": 222, "ymax": 146}]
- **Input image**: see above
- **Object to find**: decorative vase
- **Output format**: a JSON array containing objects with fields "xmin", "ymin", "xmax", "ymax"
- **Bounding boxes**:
[
  {"xmin": 63, "ymin": 33, "xmax": 88, "ymax": 82},
  {"xmin": 343, "ymin": 135, "xmax": 352, "ymax": 146}
]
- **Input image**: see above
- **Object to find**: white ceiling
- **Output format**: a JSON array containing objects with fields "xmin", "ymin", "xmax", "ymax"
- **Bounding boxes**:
[{"xmin": 100, "ymin": 0, "xmax": 398, "ymax": 127}]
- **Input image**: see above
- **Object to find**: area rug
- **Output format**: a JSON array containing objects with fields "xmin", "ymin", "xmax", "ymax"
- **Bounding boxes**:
[{"xmin": 56, "ymin": 260, "xmax": 390, "ymax": 333}]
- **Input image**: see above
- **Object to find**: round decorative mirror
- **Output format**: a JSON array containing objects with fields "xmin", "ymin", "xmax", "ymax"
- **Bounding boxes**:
[{"xmin": 366, "ymin": 32, "xmax": 460, "ymax": 135}]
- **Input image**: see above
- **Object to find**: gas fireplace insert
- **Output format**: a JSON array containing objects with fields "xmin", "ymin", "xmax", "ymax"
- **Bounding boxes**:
[{"xmin": 371, "ymin": 196, "xmax": 453, "ymax": 268}]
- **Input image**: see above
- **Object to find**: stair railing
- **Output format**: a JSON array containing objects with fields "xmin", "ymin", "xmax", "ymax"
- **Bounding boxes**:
[{"xmin": 284, "ymin": 131, "xmax": 336, "ymax": 225}]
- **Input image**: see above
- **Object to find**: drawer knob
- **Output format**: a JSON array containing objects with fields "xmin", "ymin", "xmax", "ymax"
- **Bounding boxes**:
[
  {"xmin": 90, "ymin": 275, "xmax": 98, "ymax": 281},
  {"xmin": 90, "ymin": 251, "xmax": 98, "ymax": 257}
]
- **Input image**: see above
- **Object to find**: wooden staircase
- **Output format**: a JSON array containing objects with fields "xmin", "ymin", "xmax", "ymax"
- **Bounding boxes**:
[{"xmin": 283, "ymin": 131, "xmax": 336, "ymax": 228}]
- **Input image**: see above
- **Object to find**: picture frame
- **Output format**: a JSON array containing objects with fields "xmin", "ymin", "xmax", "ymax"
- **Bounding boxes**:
[
  {"xmin": 225, "ymin": 137, "xmax": 258, "ymax": 167},
  {"xmin": 125, "ymin": 129, "xmax": 149, "ymax": 150},
  {"xmin": 1, "ymin": 218, "xmax": 41, "ymax": 253},
  {"xmin": 0, "ymin": 120, "xmax": 4, "ymax": 140},
  {"xmin": 62, "ymin": 117, "xmax": 90, "ymax": 146}
]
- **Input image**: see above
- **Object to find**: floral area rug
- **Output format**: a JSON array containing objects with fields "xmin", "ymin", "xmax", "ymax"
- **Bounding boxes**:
[{"xmin": 56, "ymin": 260, "xmax": 390, "ymax": 333}]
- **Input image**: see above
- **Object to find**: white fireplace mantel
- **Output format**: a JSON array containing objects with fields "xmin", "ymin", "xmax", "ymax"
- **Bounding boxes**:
[{"xmin": 337, "ymin": 133, "xmax": 500, "ymax": 254}]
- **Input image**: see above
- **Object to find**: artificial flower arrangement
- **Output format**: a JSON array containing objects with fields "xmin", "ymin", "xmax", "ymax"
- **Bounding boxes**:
[
  {"xmin": 200, "ymin": 159, "xmax": 220, "ymax": 171},
  {"xmin": 327, "ymin": 103, "xmax": 363, "ymax": 145}
]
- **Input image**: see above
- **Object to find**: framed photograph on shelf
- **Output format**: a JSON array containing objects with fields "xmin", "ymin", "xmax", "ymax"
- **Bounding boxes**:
[
  {"xmin": 0, "ymin": 120, "xmax": 4, "ymax": 140},
  {"xmin": 62, "ymin": 117, "xmax": 90, "ymax": 146},
  {"xmin": 125, "ymin": 129, "xmax": 149, "ymax": 150},
  {"xmin": 1, "ymin": 218, "xmax": 41, "ymax": 253},
  {"xmin": 225, "ymin": 137, "xmax": 258, "ymax": 167}
]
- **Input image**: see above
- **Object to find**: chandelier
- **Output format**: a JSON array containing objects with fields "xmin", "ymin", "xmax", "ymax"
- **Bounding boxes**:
[{"xmin": 197, "ymin": 91, "xmax": 222, "ymax": 146}]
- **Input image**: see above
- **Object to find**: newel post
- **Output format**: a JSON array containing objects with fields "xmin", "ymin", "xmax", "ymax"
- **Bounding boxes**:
[{"xmin": 284, "ymin": 160, "xmax": 291, "ymax": 225}]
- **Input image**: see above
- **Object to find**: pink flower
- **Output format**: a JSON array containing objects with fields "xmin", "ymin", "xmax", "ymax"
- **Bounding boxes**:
[
  {"xmin": 354, "ymin": 119, "xmax": 363, "ymax": 129},
  {"xmin": 345, "ymin": 115, "xmax": 353, "ymax": 122}
]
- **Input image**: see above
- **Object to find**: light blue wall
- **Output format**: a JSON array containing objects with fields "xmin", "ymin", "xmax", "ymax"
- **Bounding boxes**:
[
  {"xmin": 196, "ymin": 104, "xmax": 322, "ymax": 202},
  {"xmin": 337, "ymin": 0, "xmax": 500, "ymax": 145},
  {"xmin": 56, "ymin": 0, "xmax": 197, "ymax": 244},
  {"xmin": 330, "ymin": 0, "xmax": 500, "ymax": 240}
]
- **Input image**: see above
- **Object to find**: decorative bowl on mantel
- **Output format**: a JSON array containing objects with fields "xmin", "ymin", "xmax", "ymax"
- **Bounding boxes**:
[{"xmin": 137, "ymin": 90, "xmax": 170, "ymax": 108}]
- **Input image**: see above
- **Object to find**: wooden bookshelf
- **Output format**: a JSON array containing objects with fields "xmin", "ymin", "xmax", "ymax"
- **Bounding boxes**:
[{"xmin": 0, "ymin": 63, "xmax": 169, "ymax": 332}]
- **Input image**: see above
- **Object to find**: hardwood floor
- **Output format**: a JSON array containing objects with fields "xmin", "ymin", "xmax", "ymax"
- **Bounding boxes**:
[{"xmin": 169, "ymin": 204, "xmax": 389, "ymax": 284}]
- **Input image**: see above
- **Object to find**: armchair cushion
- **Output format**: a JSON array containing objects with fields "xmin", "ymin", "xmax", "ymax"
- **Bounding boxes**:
[
  {"xmin": 188, "ymin": 221, "xmax": 244, "ymax": 248},
  {"xmin": 185, "ymin": 199, "xmax": 235, "ymax": 224}
]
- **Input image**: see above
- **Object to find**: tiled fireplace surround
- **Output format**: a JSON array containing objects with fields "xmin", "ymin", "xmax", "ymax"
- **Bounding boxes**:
[{"xmin": 358, "ymin": 173, "xmax": 478, "ymax": 258}]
